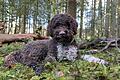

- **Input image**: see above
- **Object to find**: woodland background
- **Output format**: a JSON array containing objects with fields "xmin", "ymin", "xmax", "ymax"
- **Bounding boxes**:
[
  {"xmin": 0, "ymin": 0, "xmax": 120, "ymax": 39},
  {"xmin": 0, "ymin": 0, "xmax": 120, "ymax": 80}
]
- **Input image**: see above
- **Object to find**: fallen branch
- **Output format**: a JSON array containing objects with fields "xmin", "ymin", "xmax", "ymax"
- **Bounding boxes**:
[
  {"xmin": 115, "ymin": 38, "xmax": 120, "ymax": 52},
  {"xmin": 99, "ymin": 40, "xmax": 115, "ymax": 52},
  {"xmin": 79, "ymin": 38, "xmax": 120, "ymax": 52}
]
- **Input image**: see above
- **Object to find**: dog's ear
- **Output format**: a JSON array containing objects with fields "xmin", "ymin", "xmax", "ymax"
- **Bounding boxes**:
[
  {"xmin": 47, "ymin": 21, "xmax": 53, "ymax": 37},
  {"xmin": 70, "ymin": 18, "xmax": 78, "ymax": 35},
  {"xmin": 47, "ymin": 15, "xmax": 58, "ymax": 37}
]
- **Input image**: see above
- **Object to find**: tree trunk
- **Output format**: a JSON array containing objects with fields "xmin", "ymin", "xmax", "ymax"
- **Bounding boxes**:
[
  {"xmin": 110, "ymin": 0, "xmax": 117, "ymax": 38},
  {"xmin": 98, "ymin": 0, "xmax": 103, "ymax": 37},
  {"xmin": 65, "ymin": 0, "xmax": 68, "ymax": 13},
  {"xmin": 79, "ymin": 0, "xmax": 84, "ymax": 39},
  {"xmin": 91, "ymin": 0, "xmax": 96, "ymax": 39},
  {"xmin": 104, "ymin": 0, "xmax": 110, "ymax": 38},
  {"xmin": 67, "ymin": 0, "xmax": 77, "ymax": 19},
  {"xmin": 33, "ymin": 16, "xmax": 36, "ymax": 34},
  {"xmin": 47, "ymin": 0, "xmax": 51, "ymax": 23},
  {"xmin": 20, "ymin": 1, "xmax": 27, "ymax": 34},
  {"xmin": 117, "ymin": 0, "xmax": 120, "ymax": 37},
  {"xmin": 20, "ymin": 14, "xmax": 26, "ymax": 34}
]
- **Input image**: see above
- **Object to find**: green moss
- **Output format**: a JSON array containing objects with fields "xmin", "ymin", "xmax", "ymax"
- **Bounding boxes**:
[{"xmin": 0, "ymin": 43, "xmax": 120, "ymax": 80}]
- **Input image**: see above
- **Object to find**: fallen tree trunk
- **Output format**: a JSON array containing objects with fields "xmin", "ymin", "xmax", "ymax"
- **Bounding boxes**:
[{"xmin": 0, "ymin": 34, "xmax": 49, "ymax": 47}]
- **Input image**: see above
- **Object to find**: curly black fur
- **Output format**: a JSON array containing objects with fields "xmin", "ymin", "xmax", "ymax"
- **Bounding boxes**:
[{"xmin": 47, "ymin": 14, "xmax": 78, "ymax": 44}]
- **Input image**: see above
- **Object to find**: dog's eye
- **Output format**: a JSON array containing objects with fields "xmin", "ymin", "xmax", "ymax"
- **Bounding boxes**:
[
  {"xmin": 66, "ymin": 22, "xmax": 70, "ymax": 29},
  {"xmin": 53, "ymin": 26, "xmax": 57, "ymax": 29},
  {"xmin": 66, "ymin": 22, "xmax": 70, "ymax": 26},
  {"xmin": 56, "ymin": 23, "xmax": 60, "ymax": 26},
  {"xmin": 54, "ymin": 23, "xmax": 60, "ymax": 29},
  {"xmin": 67, "ymin": 25, "xmax": 71, "ymax": 29}
]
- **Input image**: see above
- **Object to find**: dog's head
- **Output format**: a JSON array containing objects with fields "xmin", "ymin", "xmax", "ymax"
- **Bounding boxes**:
[{"xmin": 47, "ymin": 14, "xmax": 78, "ymax": 43}]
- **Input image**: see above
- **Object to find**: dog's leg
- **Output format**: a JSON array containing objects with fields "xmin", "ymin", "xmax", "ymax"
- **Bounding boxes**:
[
  {"xmin": 27, "ymin": 62, "xmax": 45, "ymax": 76},
  {"xmin": 45, "ymin": 53, "xmax": 57, "ymax": 62},
  {"xmin": 76, "ymin": 52, "xmax": 81, "ymax": 60},
  {"xmin": 33, "ymin": 65, "xmax": 45, "ymax": 76},
  {"xmin": 46, "ymin": 40, "xmax": 58, "ymax": 62}
]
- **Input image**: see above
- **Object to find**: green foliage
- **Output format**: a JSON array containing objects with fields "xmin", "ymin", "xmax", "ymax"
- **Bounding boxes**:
[
  {"xmin": 0, "ymin": 43, "xmax": 23, "ymax": 54},
  {"xmin": 0, "ymin": 43, "xmax": 120, "ymax": 80}
]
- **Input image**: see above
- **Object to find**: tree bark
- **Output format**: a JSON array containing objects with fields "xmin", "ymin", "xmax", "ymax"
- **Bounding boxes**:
[
  {"xmin": 79, "ymin": 0, "xmax": 84, "ymax": 39},
  {"xmin": 0, "ymin": 34, "xmax": 49, "ymax": 46},
  {"xmin": 104, "ymin": 0, "xmax": 110, "ymax": 38},
  {"xmin": 117, "ymin": 0, "xmax": 120, "ymax": 37},
  {"xmin": 20, "ymin": 14, "xmax": 26, "ymax": 34},
  {"xmin": 91, "ymin": 0, "xmax": 96, "ymax": 39},
  {"xmin": 98, "ymin": 0, "xmax": 103, "ymax": 37},
  {"xmin": 110, "ymin": 0, "xmax": 117, "ymax": 38},
  {"xmin": 0, "ymin": 21, "xmax": 5, "ymax": 33},
  {"xmin": 67, "ymin": 0, "xmax": 77, "ymax": 19}
]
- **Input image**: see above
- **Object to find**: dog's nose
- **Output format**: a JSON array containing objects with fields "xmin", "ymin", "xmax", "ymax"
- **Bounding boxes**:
[{"xmin": 59, "ymin": 31, "xmax": 66, "ymax": 36}]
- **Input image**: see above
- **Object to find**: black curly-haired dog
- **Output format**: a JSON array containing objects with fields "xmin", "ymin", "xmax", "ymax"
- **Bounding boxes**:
[{"xmin": 4, "ymin": 14, "xmax": 78, "ymax": 75}]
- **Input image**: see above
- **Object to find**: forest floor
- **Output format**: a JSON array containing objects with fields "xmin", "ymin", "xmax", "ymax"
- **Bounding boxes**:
[{"xmin": 0, "ymin": 42, "xmax": 120, "ymax": 80}]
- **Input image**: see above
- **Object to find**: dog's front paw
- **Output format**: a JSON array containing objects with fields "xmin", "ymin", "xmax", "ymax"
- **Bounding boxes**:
[
  {"xmin": 45, "ymin": 55, "xmax": 57, "ymax": 62},
  {"xmin": 34, "ymin": 66, "xmax": 45, "ymax": 76}
]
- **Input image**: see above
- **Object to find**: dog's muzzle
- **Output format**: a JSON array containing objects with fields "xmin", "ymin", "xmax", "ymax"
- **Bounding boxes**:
[
  {"xmin": 53, "ymin": 27, "xmax": 73, "ymax": 43},
  {"xmin": 59, "ymin": 31, "xmax": 66, "ymax": 37},
  {"xmin": 55, "ymin": 30, "xmax": 69, "ymax": 41},
  {"xmin": 59, "ymin": 31, "xmax": 66, "ymax": 35}
]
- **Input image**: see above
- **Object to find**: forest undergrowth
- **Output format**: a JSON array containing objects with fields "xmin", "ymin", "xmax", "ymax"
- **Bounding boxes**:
[{"xmin": 0, "ymin": 42, "xmax": 120, "ymax": 80}]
